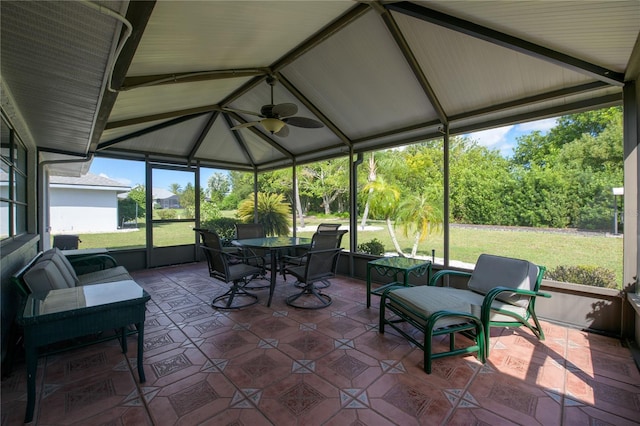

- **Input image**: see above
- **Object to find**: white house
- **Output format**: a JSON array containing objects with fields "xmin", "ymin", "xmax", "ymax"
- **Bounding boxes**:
[
  {"xmin": 152, "ymin": 188, "xmax": 181, "ymax": 209},
  {"xmin": 49, "ymin": 174, "xmax": 130, "ymax": 234}
]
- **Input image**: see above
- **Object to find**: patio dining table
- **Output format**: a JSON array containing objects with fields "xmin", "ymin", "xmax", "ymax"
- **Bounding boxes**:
[{"xmin": 232, "ymin": 236, "xmax": 312, "ymax": 307}]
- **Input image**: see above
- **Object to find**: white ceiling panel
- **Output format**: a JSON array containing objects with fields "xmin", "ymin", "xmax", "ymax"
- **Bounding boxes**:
[
  {"xmin": 283, "ymin": 10, "xmax": 437, "ymax": 139},
  {"xmin": 128, "ymin": 1, "xmax": 354, "ymax": 76},
  {"xmin": 112, "ymin": 115, "xmax": 212, "ymax": 157},
  {"xmin": 419, "ymin": 1, "xmax": 640, "ymax": 73},
  {"xmin": 110, "ymin": 77, "xmax": 252, "ymax": 122},
  {"xmin": 394, "ymin": 12, "xmax": 594, "ymax": 116},
  {"xmin": 100, "ymin": 119, "xmax": 175, "ymax": 142}
]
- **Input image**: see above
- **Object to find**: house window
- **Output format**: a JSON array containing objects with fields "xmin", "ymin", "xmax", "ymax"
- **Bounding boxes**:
[{"xmin": 1, "ymin": 115, "xmax": 28, "ymax": 240}]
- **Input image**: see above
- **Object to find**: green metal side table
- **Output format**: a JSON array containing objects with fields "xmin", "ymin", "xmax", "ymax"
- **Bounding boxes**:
[{"xmin": 366, "ymin": 256, "xmax": 432, "ymax": 308}]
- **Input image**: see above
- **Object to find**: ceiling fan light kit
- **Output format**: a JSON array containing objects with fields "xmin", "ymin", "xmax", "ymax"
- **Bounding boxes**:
[{"xmin": 261, "ymin": 117, "xmax": 286, "ymax": 134}]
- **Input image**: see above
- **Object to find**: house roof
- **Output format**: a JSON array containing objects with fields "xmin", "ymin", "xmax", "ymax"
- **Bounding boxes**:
[
  {"xmin": 49, "ymin": 173, "xmax": 130, "ymax": 192},
  {"xmin": 1, "ymin": 1, "xmax": 639, "ymax": 175},
  {"xmin": 152, "ymin": 188, "xmax": 178, "ymax": 200},
  {"xmin": 50, "ymin": 173, "xmax": 129, "ymax": 188}
]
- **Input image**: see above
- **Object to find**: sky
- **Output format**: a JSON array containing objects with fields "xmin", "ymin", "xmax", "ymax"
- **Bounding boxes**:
[{"xmin": 89, "ymin": 117, "xmax": 558, "ymax": 190}]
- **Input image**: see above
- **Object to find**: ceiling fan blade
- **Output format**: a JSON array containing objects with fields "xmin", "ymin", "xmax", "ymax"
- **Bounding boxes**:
[
  {"xmin": 283, "ymin": 116, "xmax": 324, "ymax": 129},
  {"xmin": 230, "ymin": 121, "xmax": 260, "ymax": 130},
  {"xmin": 274, "ymin": 124, "xmax": 289, "ymax": 137},
  {"xmin": 223, "ymin": 107, "xmax": 263, "ymax": 118},
  {"xmin": 272, "ymin": 103, "xmax": 298, "ymax": 118}
]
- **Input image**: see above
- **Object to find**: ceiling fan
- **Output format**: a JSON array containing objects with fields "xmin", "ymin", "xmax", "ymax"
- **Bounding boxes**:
[{"xmin": 227, "ymin": 75, "xmax": 324, "ymax": 137}]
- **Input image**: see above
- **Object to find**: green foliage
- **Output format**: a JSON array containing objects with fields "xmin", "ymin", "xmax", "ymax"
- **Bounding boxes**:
[
  {"xmin": 207, "ymin": 172, "xmax": 230, "ymax": 203},
  {"xmin": 201, "ymin": 217, "xmax": 241, "ymax": 241},
  {"xmin": 157, "ymin": 209, "xmax": 177, "ymax": 219},
  {"xmin": 128, "ymin": 185, "xmax": 146, "ymax": 212},
  {"xmin": 357, "ymin": 238, "xmax": 385, "ymax": 256},
  {"xmin": 546, "ymin": 265, "xmax": 617, "ymax": 289},
  {"xmin": 237, "ymin": 192, "xmax": 291, "ymax": 236},
  {"xmin": 180, "ymin": 182, "xmax": 196, "ymax": 216},
  {"xmin": 200, "ymin": 200, "xmax": 221, "ymax": 223},
  {"xmin": 169, "ymin": 183, "xmax": 182, "ymax": 194},
  {"xmin": 449, "ymin": 138, "xmax": 511, "ymax": 224},
  {"xmin": 118, "ymin": 198, "xmax": 139, "ymax": 223},
  {"xmin": 220, "ymin": 193, "xmax": 241, "ymax": 210}
]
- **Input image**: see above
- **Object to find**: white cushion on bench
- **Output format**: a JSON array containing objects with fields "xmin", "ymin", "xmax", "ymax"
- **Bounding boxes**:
[
  {"xmin": 38, "ymin": 248, "xmax": 79, "ymax": 286},
  {"xmin": 23, "ymin": 260, "xmax": 73, "ymax": 293}
]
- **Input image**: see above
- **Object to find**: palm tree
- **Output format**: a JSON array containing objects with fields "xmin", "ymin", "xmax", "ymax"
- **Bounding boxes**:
[
  {"xmin": 361, "ymin": 177, "xmax": 404, "ymax": 254},
  {"xmin": 360, "ymin": 152, "xmax": 377, "ymax": 229},
  {"xmin": 237, "ymin": 192, "xmax": 291, "ymax": 236},
  {"xmin": 396, "ymin": 190, "xmax": 443, "ymax": 257},
  {"xmin": 168, "ymin": 183, "xmax": 182, "ymax": 195}
]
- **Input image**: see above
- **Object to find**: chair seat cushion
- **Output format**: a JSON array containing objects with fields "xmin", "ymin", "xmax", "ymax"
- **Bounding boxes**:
[
  {"xmin": 388, "ymin": 286, "xmax": 475, "ymax": 329},
  {"xmin": 78, "ymin": 266, "xmax": 133, "ymax": 285},
  {"xmin": 446, "ymin": 288, "xmax": 529, "ymax": 322}
]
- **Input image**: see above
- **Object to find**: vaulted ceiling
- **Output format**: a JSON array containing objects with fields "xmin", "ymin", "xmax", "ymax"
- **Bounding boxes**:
[{"xmin": 2, "ymin": 1, "xmax": 639, "ymax": 176}]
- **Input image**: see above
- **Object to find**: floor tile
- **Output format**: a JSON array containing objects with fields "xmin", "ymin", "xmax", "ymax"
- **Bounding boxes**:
[{"xmin": 4, "ymin": 261, "xmax": 639, "ymax": 426}]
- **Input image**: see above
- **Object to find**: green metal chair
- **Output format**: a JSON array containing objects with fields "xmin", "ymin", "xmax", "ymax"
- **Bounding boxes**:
[{"xmin": 380, "ymin": 254, "xmax": 549, "ymax": 373}]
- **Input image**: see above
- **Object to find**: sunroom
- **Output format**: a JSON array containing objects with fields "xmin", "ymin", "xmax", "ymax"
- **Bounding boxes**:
[{"xmin": 1, "ymin": 1, "xmax": 639, "ymax": 424}]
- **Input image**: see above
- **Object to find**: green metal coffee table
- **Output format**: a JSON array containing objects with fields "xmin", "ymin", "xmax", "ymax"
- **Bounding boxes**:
[{"xmin": 366, "ymin": 256, "xmax": 432, "ymax": 308}]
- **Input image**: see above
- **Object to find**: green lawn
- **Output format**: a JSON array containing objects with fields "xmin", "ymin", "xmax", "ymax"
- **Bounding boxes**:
[{"xmin": 65, "ymin": 215, "xmax": 623, "ymax": 288}]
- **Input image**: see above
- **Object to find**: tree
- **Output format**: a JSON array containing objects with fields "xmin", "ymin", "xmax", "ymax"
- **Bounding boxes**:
[
  {"xmin": 360, "ymin": 153, "xmax": 377, "ymax": 229},
  {"xmin": 180, "ymin": 182, "xmax": 196, "ymax": 216},
  {"xmin": 449, "ymin": 137, "xmax": 512, "ymax": 224},
  {"xmin": 237, "ymin": 192, "xmax": 291, "ymax": 236},
  {"xmin": 168, "ymin": 183, "xmax": 182, "ymax": 195},
  {"xmin": 207, "ymin": 172, "xmax": 230, "ymax": 203},
  {"xmin": 128, "ymin": 184, "xmax": 147, "ymax": 214},
  {"xmin": 396, "ymin": 190, "xmax": 443, "ymax": 257},
  {"xmin": 299, "ymin": 159, "xmax": 349, "ymax": 215},
  {"xmin": 361, "ymin": 177, "xmax": 403, "ymax": 254}
]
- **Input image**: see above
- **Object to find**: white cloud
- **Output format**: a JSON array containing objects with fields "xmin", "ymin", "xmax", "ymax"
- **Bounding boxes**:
[
  {"xmin": 468, "ymin": 125, "xmax": 514, "ymax": 148},
  {"xmin": 516, "ymin": 118, "xmax": 557, "ymax": 133}
]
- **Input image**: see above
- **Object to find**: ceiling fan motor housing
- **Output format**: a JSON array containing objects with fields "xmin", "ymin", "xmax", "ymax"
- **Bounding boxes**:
[{"xmin": 261, "ymin": 104, "xmax": 276, "ymax": 117}]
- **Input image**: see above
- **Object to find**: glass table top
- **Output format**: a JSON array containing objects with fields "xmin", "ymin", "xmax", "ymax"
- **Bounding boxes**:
[
  {"xmin": 368, "ymin": 256, "xmax": 431, "ymax": 269},
  {"xmin": 22, "ymin": 280, "xmax": 146, "ymax": 319},
  {"xmin": 232, "ymin": 236, "xmax": 312, "ymax": 248}
]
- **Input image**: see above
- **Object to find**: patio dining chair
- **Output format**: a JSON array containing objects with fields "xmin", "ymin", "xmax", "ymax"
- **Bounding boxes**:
[
  {"xmin": 234, "ymin": 223, "xmax": 271, "ymax": 289},
  {"xmin": 283, "ymin": 232, "xmax": 343, "ymax": 309},
  {"xmin": 316, "ymin": 223, "xmax": 341, "ymax": 232},
  {"xmin": 379, "ymin": 254, "xmax": 548, "ymax": 373},
  {"xmin": 281, "ymin": 230, "xmax": 347, "ymax": 288},
  {"xmin": 198, "ymin": 230, "xmax": 264, "ymax": 309}
]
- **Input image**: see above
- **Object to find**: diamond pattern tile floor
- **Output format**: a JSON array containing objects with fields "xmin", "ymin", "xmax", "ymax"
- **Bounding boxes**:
[{"xmin": 2, "ymin": 261, "xmax": 639, "ymax": 425}]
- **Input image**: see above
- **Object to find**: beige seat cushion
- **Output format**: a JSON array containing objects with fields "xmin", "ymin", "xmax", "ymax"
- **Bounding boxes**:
[
  {"xmin": 78, "ymin": 266, "xmax": 132, "ymax": 285},
  {"xmin": 23, "ymin": 260, "xmax": 73, "ymax": 293},
  {"xmin": 388, "ymin": 286, "xmax": 474, "ymax": 329},
  {"xmin": 467, "ymin": 254, "xmax": 539, "ymax": 308},
  {"xmin": 446, "ymin": 288, "xmax": 530, "ymax": 322},
  {"xmin": 39, "ymin": 248, "xmax": 80, "ymax": 286}
]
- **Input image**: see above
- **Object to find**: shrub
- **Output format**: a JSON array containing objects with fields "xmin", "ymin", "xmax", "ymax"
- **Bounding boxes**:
[
  {"xmin": 237, "ymin": 192, "xmax": 291, "ymax": 236},
  {"xmin": 200, "ymin": 217, "xmax": 242, "ymax": 241},
  {"xmin": 357, "ymin": 238, "xmax": 385, "ymax": 256},
  {"xmin": 200, "ymin": 200, "xmax": 221, "ymax": 223},
  {"xmin": 156, "ymin": 209, "xmax": 177, "ymax": 220},
  {"xmin": 545, "ymin": 265, "xmax": 617, "ymax": 289}
]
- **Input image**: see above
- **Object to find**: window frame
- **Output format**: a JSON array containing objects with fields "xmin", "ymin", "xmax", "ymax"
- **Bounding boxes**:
[{"xmin": 1, "ymin": 114, "xmax": 29, "ymax": 242}]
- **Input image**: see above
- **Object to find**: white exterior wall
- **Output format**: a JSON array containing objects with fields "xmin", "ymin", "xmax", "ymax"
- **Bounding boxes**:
[{"xmin": 50, "ymin": 187, "xmax": 119, "ymax": 233}]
